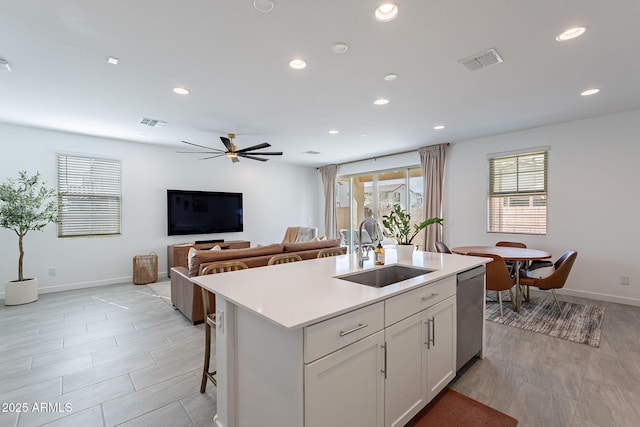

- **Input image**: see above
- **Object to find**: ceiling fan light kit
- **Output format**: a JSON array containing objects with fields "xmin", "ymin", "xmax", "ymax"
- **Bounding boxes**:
[{"xmin": 180, "ymin": 133, "xmax": 283, "ymax": 163}]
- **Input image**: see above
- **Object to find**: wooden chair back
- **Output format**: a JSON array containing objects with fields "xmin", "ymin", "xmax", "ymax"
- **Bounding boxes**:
[
  {"xmin": 317, "ymin": 248, "xmax": 344, "ymax": 258},
  {"xmin": 495, "ymin": 241, "xmax": 526, "ymax": 248},
  {"xmin": 268, "ymin": 253, "xmax": 303, "ymax": 265}
]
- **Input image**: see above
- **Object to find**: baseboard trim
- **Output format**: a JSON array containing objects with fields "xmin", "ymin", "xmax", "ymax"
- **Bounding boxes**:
[
  {"xmin": 0, "ymin": 271, "xmax": 169, "ymax": 300},
  {"xmin": 556, "ymin": 288, "xmax": 640, "ymax": 307}
]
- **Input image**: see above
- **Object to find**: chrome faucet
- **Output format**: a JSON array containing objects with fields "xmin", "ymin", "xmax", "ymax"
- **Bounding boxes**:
[{"xmin": 358, "ymin": 217, "xmax": 383, "ymax": 267}]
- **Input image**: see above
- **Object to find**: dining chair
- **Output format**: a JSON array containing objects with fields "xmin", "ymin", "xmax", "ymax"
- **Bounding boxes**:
[
  {"xmin": 468, "ymin": 252, "xmax": 515, "ymax": 317},
  {"xmin": 198, "ymin": 260, "xmax": 248, "ymax": 393},
  {"xmin": 495, "ymin": 241, "xmax": 527, "ymax": 276},
  {"xmin": 268, "ymin": 253, "xmax": 303, "ymax": 265},
  {"xmin": 519, "ymin": 250, "xmax": 577, "ymax": 318},
  {"xmin": 434, "ymin": 242, "xmax": 452, "ymax": 254},
  {"xmin": 317, "ymin": 248, "xmax": 344, "ymax": 258}
]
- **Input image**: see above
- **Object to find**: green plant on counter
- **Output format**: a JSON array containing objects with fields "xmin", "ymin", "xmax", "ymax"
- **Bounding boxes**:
[{"xmin": 382, "ymin": 204, "xmax": 443, "ymax": 245}]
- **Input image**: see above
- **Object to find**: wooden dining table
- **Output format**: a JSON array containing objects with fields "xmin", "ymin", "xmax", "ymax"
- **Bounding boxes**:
[{"xmin": 451, "ymin": 246, "xmax": 552, "ymax": 312}]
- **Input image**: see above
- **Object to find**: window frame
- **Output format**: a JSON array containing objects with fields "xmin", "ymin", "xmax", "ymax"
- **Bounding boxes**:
[
  {"xmin": 487, "ymin": 149, "xmax": 548, "ymax": 235},
  {"xmin": 57, "ymin": 153, "xmax": 122, "ymax": 238}
]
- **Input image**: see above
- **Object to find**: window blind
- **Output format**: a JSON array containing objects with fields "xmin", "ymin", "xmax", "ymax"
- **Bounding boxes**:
[
  {"xmin": 57, "ymin": 154, "xmax": 121, "ymax": 237},
  {"xmin": 488, "ymin": 150, "xmax": 547, "ymax": 235}
]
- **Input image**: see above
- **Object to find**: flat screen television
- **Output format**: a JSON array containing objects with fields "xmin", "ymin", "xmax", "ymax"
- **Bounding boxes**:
[{"xmin": 167, "ymin": 190, "xmax": 243, "ymax": 235}]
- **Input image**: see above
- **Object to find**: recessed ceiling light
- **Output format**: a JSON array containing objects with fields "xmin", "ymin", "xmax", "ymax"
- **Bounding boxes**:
[
  {"xmin": 375, "ymin": 3, "xmax": 398, "ymax": 22},
  {"xmin": 360, "ymin": 133, "xmax": 368, "ymax": 137},
  {"xmin": 107, "ymin": 57, "xmax": 119, "ymax": 65},
  {"xmin": 384, "ymin": 73, "xmax": 398, "ymax": 81},
  {"xmin": 135, "ymin": 133, "xmax": 146, "ymax": 138},
  {"xmin": 581, "ymin": 88, "xmax": 600, "ymax": 96},
  {"xmin": 373, "ymin": 98, "xmax": 390, "ymax": 106},
  {"xmin": 556, "ymin": 27, "xmax": 586, "ymax": 41},
  {"xmin": 253, "ymin": 0, "xmax": 274, "ymax": 13},
  {"xmin": 434, "ymin": 125, "xmax": 445, "ymax": 130},
  {"xmin": 173, "ymin": 87, "xmax": 190, "ymax": 95},
  {"xmin": 329, "ymin": 130, "xmax": 339, "ymax": 134},
  {"xmin": 289, "ymin": 58, "xmax": 307, "ymax": 70},
  {"xmin": 331, "ymin": 42, "xmax": 349, "ymax": 54}
]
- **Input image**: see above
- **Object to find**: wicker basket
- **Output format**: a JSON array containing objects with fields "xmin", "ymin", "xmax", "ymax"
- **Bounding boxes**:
[{"xmin": 133, "ymin": 252, "xmax": 158, "ymax": 285}]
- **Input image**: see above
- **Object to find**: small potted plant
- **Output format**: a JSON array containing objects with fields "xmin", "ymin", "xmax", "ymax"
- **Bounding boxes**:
[
  {"xmin": 0, "ymin": 171, "xmax": 58, "ymax": 305},
  {"xmin": 382, "ymin": 204, "xmax": 443, "ymax": 259}
]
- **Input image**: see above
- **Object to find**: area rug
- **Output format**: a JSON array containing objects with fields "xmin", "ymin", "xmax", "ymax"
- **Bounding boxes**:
[
  {"xmin": 485, "ymin": 295, "xmax": 605, "ymax": 347},
  {"xmin": 405, "ymin": 388, "xmax": 518, "ymax": 427}
]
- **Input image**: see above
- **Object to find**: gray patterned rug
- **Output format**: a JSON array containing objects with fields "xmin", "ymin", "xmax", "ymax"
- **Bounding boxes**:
[{"xmin": 485, "ymin": 295, "xmax": 605, "ymax": 347}]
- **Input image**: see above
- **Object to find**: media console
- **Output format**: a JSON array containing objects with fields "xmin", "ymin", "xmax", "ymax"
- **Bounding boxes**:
[{"xmin": 166, "ymin": 240, "xmax": 251, "ymax": 277}]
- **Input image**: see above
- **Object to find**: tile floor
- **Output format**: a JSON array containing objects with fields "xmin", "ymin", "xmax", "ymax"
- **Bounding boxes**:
[{"xmin": 1, "ymin": 283, "xmax": 639, "ymax": 426}]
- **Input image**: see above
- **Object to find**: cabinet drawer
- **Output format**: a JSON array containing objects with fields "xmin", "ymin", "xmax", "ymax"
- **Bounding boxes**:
[
  {"xmin": 304, "ymin": 302, "xmax": 384, "ymax": 363},
  {"xmin": 385, "ymin": 276, "xmax": 456, "ymax": 327}
]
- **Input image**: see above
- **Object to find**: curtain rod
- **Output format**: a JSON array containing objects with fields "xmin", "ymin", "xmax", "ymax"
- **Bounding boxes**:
[{"xmin": 317, "ymin": 143, "xmax": 450, "ymax": 169}]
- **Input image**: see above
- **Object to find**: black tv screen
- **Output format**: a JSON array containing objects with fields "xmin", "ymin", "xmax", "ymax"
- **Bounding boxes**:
[{"xmin": 167, "ymin": 190, "xmax": 243, "ymax": 235}]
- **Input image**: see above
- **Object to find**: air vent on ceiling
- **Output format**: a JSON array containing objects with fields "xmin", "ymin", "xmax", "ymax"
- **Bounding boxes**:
[
  {"xmin": 458, "ymin": 48, "xmax": 503, "ymax": 71},
  {"xmin": 303, "ymin": 150, "xmax": 321, "ymax": 155},
  {"xmin": 139, "ymin": 117, "xmax": 168, "ymax": 127}
]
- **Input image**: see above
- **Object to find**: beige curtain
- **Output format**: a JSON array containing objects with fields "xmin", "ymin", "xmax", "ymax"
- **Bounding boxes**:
[
  {"xmin": 319, "ymin": 164, "xmax": 338, "ymax": 239},
  {"xmin": 419, "ymin": 144, "xmax": 447, "ymax": 252}
]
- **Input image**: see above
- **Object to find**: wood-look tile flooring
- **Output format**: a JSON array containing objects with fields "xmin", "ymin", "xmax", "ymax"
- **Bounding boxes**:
[{"xmin": 1, "ymin": 283, "xmax": 639, "ymax": 426}]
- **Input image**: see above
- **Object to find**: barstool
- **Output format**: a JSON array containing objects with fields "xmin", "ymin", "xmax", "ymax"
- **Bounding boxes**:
[
  {"xmin": 267, "ymin": 253, "xmax": 302, "ymax": 265},
  {"xmin": 199, "ymin": 260, "xmax": 248, "ymax": 393}
]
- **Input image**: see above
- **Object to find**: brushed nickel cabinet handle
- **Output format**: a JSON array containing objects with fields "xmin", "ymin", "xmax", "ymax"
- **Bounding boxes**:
[
  {"xmin": 339, "ymin": 323, "xmax": 368, "ymax": 337},
  {"xmin": 421, "ymin": 293, "xmax": 439, "ymax": 302}
]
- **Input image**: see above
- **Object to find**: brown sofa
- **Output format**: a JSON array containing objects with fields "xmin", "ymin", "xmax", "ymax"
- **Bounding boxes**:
[{"xmin": 170, "ymin": 239, "xmax": 345, "ymax": 323}]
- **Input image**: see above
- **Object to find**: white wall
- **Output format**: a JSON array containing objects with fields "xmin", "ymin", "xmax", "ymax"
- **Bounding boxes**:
[
  {"xmin": 445, "ymin": 109, "xmax": 640, "ymax": 305},
  {"xmin": 0, "ymin": 123, "xmax": 322, "ymax": 297}
]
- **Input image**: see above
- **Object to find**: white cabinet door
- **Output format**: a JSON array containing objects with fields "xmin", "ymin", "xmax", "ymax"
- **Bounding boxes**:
[
  {"xmin": 384, "ymin": 311, "xmax": 427, "ymax": 427},
  {"xmin": 425, "ymin": 295, "xmax": 457, "ymax": 401},
  {"xmin": 305, "ymin": 331, "xmax": 385, "ymax": 427}
]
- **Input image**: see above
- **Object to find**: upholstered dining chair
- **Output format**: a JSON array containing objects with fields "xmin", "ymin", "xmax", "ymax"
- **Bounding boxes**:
[
  {"xmin": 434, "ymin": 242, "xmax": 452, "ymax": 254},
  {"xmin": 519, "ymin": 250, "xmax": 577, "ymax": 318},
  {"xmin": 268, "ymin": 253, "xmax": 303, "ymax": 265},
  {"xmin": 199, "ymin": 260, "xmax": 248, "ymax": 393},
  {"xmin": 495, "ymin": 241, "xmax": 527, "ymax": 276},
  {"xmin": 468, "ymin": 252, "xmax": 515, "ymax": 317},
  {"xmin": 317, "ymin": 248, "xmax": 344, "ymax": 258}
]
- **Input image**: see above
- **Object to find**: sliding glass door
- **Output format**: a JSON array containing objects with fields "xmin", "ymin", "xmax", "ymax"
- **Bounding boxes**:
[{"xmin": 337, "ymin": 167, "xmax": 423, "ymax": 252}]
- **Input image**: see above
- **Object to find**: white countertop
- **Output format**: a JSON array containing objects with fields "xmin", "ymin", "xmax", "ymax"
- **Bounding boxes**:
[{"xmin": 192, "ymin": 250, "xmax": 487, "ymax": 330}]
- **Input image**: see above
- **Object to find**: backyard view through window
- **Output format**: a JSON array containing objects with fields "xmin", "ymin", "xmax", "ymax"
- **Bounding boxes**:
[
  {"xmin": 488, "ymin": 150, "xmax": 547, "ymax": 235},
  {"xmin": 336, "ymin": 167, "xmax": 424, "ymax": 251}
]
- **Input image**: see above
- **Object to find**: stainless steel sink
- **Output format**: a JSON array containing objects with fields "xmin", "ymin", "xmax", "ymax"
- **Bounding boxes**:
[{"xmin": 336, "ymin": 265, "xmax": 434, "ymax": 288}]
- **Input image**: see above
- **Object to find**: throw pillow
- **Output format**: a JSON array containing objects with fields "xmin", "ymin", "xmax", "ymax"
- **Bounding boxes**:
[
  {"xmin": 188, "ymin": 247, "xmax": 197, "ymax": 272},
  {"xmin": 209, "ymin": 245, "xmax": 222, "ymax": 251}
]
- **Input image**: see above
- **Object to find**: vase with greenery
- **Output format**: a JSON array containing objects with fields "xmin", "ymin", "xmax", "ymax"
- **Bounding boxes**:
[
  {"xmin": 382, "ymin": 204, "xmax": 443, "ymax": 258},
  {"xmin": 0, "ymin": 171, "xmax": 58, "ymax": 304}
]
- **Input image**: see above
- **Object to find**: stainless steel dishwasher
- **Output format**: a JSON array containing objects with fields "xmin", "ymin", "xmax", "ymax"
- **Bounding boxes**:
[{"xmin": 456, "ymin": 265, "xmax": 485, "ymax": 371}]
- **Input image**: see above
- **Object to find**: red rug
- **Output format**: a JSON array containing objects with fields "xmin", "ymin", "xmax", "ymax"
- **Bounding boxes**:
[{"xmin": 405, "ymin": 388, "xmax": 518, "ymax": 427}]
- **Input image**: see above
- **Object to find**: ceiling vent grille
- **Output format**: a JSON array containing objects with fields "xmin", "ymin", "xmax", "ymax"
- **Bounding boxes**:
[
  {"xmin": 303, "ymin": 150, "xmax": 321, "ymax": 155},
  {"xmin": 139, "ymin": 117, "xmax": 167, "ymax": 127},
  {"xmin": 458, "ymin": 48, "xmax": 503, "ymax": 71}
]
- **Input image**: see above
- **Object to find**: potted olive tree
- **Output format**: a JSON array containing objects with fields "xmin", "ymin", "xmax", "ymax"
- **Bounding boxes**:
[
  {"xmin": 382, "ymin": 204, "xmax": 443, "ymax": 259},
  {"xmin": 0, "ymin": 171, "xmax": 58, "ymax": 305}
]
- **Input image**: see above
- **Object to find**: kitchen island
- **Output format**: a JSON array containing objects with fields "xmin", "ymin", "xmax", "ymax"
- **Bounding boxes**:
[{"xmin": 192, "ymin": 250, "xmax": 488, "ymax": 427}]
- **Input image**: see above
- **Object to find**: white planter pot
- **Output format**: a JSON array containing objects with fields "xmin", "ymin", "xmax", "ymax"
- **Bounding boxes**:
[
  {"xmin": 395, "ymin": 244, "xmax": 415, "ymax": 260},
  {"xmin": 5, "ymin": 278, "xmax": 38, "ymax": 305}
]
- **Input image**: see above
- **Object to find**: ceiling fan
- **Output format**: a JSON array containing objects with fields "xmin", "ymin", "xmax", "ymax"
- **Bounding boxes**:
[{"xmin": 179, "ymin": 133, "xmax": 283, "ymax": 163}]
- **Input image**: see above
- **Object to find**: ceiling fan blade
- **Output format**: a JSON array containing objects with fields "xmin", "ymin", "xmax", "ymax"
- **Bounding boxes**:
[
  {"xmin": 235, "ymin": 142, "xmax": 271, "ymax": 153},
  {"xmin": 199, "ymin": 154, "xmax": 226, "ymax": 160},
  {"xmin": 242, "ymin": 151, "xmax": 283, "ymax": 156},
  {"xmin": 238, "ymin": 153, "xmax": 269, "ymax": 162},
  {"xmin": 220, "ymin": 136, "xmax": 234, "ymax": 151},
  {"xmin": 182, "ymin": 140, "xmax": 220, "ymax": 151},
  {"xmin": 176, "ymin": 150, "xmax": 224, "ymax": 154}
]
